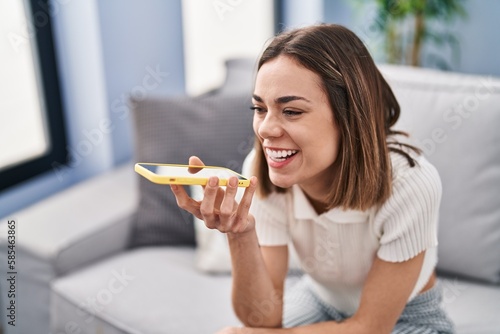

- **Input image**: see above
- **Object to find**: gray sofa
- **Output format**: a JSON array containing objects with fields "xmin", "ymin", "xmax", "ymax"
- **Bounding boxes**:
[{"xmin": 1, "ymin": 64, "xmax": 500, "ymax": 334}]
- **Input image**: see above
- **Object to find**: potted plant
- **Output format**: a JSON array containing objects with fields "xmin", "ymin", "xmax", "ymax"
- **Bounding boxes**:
[{"xmin": 373, "ymin": 0, "xmax": 467, "ymax": 68}]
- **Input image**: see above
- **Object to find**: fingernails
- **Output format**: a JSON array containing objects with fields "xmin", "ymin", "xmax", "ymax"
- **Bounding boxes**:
[
  {"xmin": 170, "ymin": 185, "xmax": 178, "ymax": 191},
  {"xmin": 250, "ymin": 176, "xmax": 258, "ymax": 186},
  {"xmin": 209, "ymin": 177, "xmax": 218, "ymax": 187},
  {"xmin": 229, "ymin": 177, "xmax": 237, "ymax": 187}
]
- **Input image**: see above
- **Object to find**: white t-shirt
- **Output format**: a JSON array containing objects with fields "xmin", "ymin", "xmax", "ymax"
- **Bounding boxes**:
[{"xmin": 243, "ymin": 149, "xmax": 441, "ymax": 316}]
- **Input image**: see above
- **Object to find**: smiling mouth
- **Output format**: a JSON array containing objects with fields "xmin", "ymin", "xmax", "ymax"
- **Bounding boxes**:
[{"xmin": 265, "ymin": 148, "xmax": 298, "ymax": 162}]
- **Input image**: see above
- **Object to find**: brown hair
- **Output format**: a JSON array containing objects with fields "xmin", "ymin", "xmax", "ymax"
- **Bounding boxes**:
[{"xmin": 253, "ymin": 24, "xmax": 420, "ymax": 211}]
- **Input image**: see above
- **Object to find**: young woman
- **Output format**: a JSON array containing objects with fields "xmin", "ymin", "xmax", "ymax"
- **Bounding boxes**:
[{"xmin": 171, "ymin": 24, "xmax": 454, "ymax": 334}]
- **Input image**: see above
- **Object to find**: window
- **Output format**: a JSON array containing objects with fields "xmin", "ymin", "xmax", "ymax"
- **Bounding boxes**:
[
  {"xmin": 181, "ymin": 0, "xmax": 282, "ymax": 95},
  {"xmin": 0, "ymin": 0, "xmax": 67, "ymax": 191}
]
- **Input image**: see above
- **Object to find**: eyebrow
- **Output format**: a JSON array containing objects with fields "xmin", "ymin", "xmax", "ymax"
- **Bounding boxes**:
[{"xmin": 252, "ymin": 94, "xmax": 311, "ymax": 104}]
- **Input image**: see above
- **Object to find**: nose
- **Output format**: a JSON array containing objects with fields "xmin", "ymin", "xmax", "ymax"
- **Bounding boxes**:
[{"xmin": 255, "ymin": 111, "xmax": 283, "ymax": 139}]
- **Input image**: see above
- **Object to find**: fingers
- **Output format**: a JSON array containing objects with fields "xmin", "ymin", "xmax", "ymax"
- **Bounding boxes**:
[
  {"xmin": 174, "ymin": 172, "xmax": 259, "ymax": 234},
  {"xmin": 199, "ymin": 177, "xmax": 220, "ymax": 229},
  {"xmin": 216, "ymin": 176, "xmax": 258, "ymax": 233},
  {"xmin": 219, "ymin": 177, "xmax": 239, "ymax": 228},
  {"xmin": 233, "ymin": 176, "xmax": 258, "ymax": 232},
  {"xmin": 170, "ymin": 184, "xmax": 202, "ymax": 220}
]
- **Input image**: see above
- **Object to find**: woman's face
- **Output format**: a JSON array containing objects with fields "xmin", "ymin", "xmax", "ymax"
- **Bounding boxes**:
[{"xmin": 252, "ymin": 55, "xmax": 341, "ymax": 198}]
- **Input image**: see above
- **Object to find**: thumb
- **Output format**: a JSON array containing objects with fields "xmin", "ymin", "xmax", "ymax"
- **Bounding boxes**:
[{"xmin": 188, "ymin": 155, "xmax": 205, "ymax": 174}]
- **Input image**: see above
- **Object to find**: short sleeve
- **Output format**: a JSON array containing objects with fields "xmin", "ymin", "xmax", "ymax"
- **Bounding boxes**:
[
  {"xmin": 374, "ymin": 153, "xmax": 442, "ymax": 262},
  {"xmin": 242, "ymin": 150, "xmax": 290, "ymax": 246}
]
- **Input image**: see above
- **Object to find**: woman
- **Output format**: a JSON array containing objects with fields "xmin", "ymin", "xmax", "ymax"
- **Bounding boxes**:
[{"xmin": 171, "ymin": 24, "xmax": 454, "ymax": 334}]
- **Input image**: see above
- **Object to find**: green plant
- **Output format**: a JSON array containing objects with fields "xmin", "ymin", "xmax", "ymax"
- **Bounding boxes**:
[{"xmin": 373, "ymin": 0, "xmax": 467, "ymax": 68}]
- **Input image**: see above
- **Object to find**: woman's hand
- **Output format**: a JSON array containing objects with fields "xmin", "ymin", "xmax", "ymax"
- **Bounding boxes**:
[{"xmin": 170, "ymin": 156, "xmax": 258, "ymax": 236}]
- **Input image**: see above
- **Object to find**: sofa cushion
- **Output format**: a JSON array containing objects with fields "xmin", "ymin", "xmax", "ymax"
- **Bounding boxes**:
[
  {"xmin": 50, "ymin": 248, "xmax": 500, "ymax": 334},
  {"xmin": 379, "ymin": 65, "xmax": 500, "ymax": 284},
  {"xmin": 129, "ymin": 93, "xmax": 255, "ymax": 247},
  {"xmin": 440, "ymin": 277, "xmax": 500, "ymax": 334},
  {"xmin": 50, "ymin": 248, "xmax": 241, "ymax": 334}
]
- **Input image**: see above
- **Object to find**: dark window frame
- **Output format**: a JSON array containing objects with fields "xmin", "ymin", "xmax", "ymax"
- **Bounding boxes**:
[
  {"xmin": 0, "ymin": 0, "xmax": 68, "ymax": 192},
  {"xmin": 274, "ymin": 0, "xmax": 285, "ymax": 34}
]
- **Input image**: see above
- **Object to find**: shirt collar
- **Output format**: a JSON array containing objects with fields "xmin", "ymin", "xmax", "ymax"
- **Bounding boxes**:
[
  {"xmin": 292, "ymin": 185, "xmax": 318, "ymax": 220},
  {"xmin": 292, "ymin": 185, "xmax": 371, "ymax": 223}
]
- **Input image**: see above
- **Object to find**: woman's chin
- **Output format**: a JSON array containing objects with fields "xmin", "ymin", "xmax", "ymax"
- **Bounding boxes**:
[{"xmin": 270, "ymin": 176, "xmax": 294, "ymax": 189}]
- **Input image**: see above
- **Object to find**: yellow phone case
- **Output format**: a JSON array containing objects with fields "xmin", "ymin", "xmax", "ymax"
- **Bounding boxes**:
[{"xmin": 134, "ymin": 163, "xmax": 251, "ymax": 187}]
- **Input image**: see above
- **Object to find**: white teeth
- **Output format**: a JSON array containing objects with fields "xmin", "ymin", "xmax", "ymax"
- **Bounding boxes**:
[{"xmin": 265, "ymin": 148, "xmax": 298, "ymax": 161}]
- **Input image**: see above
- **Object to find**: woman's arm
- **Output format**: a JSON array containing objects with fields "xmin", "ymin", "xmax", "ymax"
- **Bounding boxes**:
[
  {"xmin": 217, "ymin": 251, "xmax": 427, "ymax": 334},
  {"xmin": 171, "ymin": 156, "xmax": 289, "ymax": 328},
  {"xmin": 174, "ymin": 183, "xmax": 288, "ymax": 328},
  {"xmin": 229, "ymin": 237, "xmax": 289, "ymax": 327},
  {"xmin": 350, "ymin": 251, "xmax": 427, "ymax": 333}
]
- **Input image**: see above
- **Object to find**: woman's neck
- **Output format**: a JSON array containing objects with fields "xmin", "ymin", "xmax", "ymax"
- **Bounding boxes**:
[
  {"xmin": 299, "ymin": 164, "xmax": 340, "ymax": 215},
  {"xmin": 304, "ymin": 191, "xmax": 329, "ymax": 215}
]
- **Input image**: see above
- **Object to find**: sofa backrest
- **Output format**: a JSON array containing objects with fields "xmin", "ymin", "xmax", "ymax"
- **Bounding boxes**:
[
  {"xmin": 379, "ymin": 65, "xmax": 500, "ymax": 284},
  {"xmin": 129, "ymin": 63, "xmax": 500, "ymax": 285},
  {"xmin": 130, "ymin": 93, "xmax": 255, "ymax": 248}
]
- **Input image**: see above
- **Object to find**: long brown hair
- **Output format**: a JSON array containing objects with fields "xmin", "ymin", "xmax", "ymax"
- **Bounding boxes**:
[{"xmin": 253, "ymin": 24, "xmax": 419, "ymax": 211}]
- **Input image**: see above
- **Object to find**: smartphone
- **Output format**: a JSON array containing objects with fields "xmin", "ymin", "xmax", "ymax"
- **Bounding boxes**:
[{"xmin": 134, "ymin": 163, "xmax": 250, "ymax": 187}]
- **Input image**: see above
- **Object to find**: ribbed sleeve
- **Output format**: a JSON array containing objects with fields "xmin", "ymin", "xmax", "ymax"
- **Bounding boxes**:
[{"xmin": 375, "ymin": 154, "xmax": 442, "ymax": 262}]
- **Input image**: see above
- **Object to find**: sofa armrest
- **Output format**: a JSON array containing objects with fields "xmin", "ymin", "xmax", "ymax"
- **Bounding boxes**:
[
  {"xmin": 0, "ymin": 162, "xmax": 139, "ymax": 275},
  {"xmin": 0, "ymin": 162, "xmax": 139, "ymax": 333}
]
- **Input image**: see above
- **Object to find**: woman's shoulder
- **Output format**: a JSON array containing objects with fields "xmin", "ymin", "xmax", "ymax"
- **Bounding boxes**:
[
  {"xmin": 372, "ymin": 148, "xmax": 443, "ymax": 225},
  {"xmin": 374, "ymin": 149, "xmax": 442, "ymax": 262},
  {"xmin": 389, "ymin": 148, "xmax": 441, "ymax": 191}
]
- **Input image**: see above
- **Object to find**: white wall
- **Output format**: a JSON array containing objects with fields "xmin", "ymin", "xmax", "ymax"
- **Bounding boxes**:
[
  {"xmin": 281, "ymin": 0, "xmax": 324, "ymax": 29},
  {"xmin": 97, "ymin": 0, "xmax": 186, "ymax": 165},
  {"xmin": 181, "ymin": 0, "xmax": 275, "ymax": 96}
]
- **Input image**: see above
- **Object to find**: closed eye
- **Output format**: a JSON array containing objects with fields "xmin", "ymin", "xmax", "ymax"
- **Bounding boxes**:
[{"xmin": 283, "ymin": 109, "xmax": 303, "ymax": 116}]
